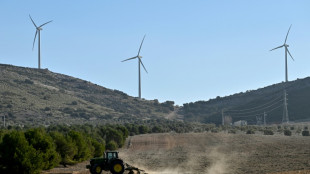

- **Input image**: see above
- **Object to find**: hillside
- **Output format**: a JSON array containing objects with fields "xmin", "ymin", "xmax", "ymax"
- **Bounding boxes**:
[
  {"xmin": 180, "ymin": 77, "xmax": 310, "ymax": 125},
  {"xmin": 0, "ymin": 64, "xmax": 175, "ymax": 126},
  {"xmin": 2, "ymin": 63, "xmax": 310, "ymax": 127}
]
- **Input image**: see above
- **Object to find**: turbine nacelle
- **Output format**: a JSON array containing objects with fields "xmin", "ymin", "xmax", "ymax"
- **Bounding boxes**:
[{"xmin": 138, "ymin": 55, "xmax": 143, "ymax": 58}]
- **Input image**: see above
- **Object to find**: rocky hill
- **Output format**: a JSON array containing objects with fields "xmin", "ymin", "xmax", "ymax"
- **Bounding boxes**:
[
  {"xmin": 180, "ymin": 77, "xmax": 310, "ymax": 125},
  {"xmin": 0, "ymin": 64, "xmax": 175, "ymax": 127},
  {"xmin": 1, "ymin": 63, "xmax": 310, "ymax": 127}
]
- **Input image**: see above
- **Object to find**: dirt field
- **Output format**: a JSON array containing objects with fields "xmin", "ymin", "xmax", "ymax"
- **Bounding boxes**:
[
  {"xmin": 45, "ymin": 132, "xmax": 310, "ymax": 174},
  {"xmin": 119, "ymin": 132, "xmax": 310, "ymax": 174}
]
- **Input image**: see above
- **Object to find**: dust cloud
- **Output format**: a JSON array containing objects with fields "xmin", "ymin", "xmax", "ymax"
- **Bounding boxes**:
[{"xmin": 121, "ymin": 141, "xmax": 233, "ymax": 174}]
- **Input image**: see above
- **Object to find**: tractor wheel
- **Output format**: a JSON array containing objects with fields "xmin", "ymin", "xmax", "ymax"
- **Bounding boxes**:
[
  {"xmin": 128, "ymin": 170, "xmax": 134, "ymax": 174},
  {"xmin": 110, "ymin": 159, "xmax": 125, "ymax": 174},
  {"xmin": 91, "ymin": 164, "xmax": 102, "ymax": 174}
]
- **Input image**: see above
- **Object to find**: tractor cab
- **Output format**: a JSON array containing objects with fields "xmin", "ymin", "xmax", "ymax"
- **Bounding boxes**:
[{"xmin": 105, "ymin": 151, "xmax": 119, "ymax": 161}]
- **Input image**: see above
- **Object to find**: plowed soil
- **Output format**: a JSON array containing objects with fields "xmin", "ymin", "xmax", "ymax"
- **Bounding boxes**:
[
  {"xmin": 45, "ymin": 132, "xmax": 310, "ymax": 174},
  {"xmin": 119, "ymin": 132, "xmax": 310, "ymax": 174}
]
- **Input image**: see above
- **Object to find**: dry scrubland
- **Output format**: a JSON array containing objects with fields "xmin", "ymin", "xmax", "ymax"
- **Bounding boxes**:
[{"xmin": 119, "ymin": 132, "xmax": 310, "ymax": 174}]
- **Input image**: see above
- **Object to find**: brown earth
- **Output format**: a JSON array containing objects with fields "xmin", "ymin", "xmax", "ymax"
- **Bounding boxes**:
[
  {"xmin": 119, "ymin": 132, "xmax": 310, "ymax": 174},
  {"xmin": 44, "ymin": 132, "xmax": 310, "ymax": 174}
]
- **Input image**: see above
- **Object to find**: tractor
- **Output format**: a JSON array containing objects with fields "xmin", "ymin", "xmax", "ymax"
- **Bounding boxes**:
[
  {"xmin": 86, "ymin": 151, "xmax": 147, "ymax": 174},
  {"xmin": 86, "ymin": 151, "xmax": 125, "ymax": 174}
]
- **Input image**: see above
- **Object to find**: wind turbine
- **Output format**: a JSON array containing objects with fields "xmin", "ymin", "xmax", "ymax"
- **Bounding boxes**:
[
  {"xmin": 270, "ymin": 25, "xmax": 294, "ymax": 124},
  {"xmin": 270, "ymin": 25, "xmax": 294, "ymax": 82},
  {"xmin": 122, "ymin": 35, "xmax": 148, "ymax": 99},
  {"xmin": 29, "ymin": 15, "xmax": 52, "ymax": 69}
]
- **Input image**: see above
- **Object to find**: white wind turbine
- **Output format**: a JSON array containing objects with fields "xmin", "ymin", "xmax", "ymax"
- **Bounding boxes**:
[
  {"xmin": 270, "ymin": 25, "xmax": 295, "ymax": 124},
  {"xmin": 122, "ymin": 35, "xmax": 148, "ymax": 99},
  {"xmin": 270, "ymin": 25, "xmax": 294, "ymax": 82},
  {"xmin": 29, "ymin": 15, "xmax": 52, "ymax": 69}
]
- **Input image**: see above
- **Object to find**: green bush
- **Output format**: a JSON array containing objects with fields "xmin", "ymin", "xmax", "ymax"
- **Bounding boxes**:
[
  {"xmin": 284, "ymin": 129, "xmax": 292, "ymax": 136},
  {"xmin": 264, "ymin": 129, "xmax": 274, "ymax": 135},
  {"xmin": 211, "ymin": 128, "xmax": 219, "ymax": 133},
  {"xmin": 106, "ymin": 140, "xmax": 118, "ymax": 150},
  {"xmin": 302, "ymin": 130, "xmax": 310, "ymax": 136},
  {"xmin": 246, "ymin": 129, "xmax": 255, "ymax": 134}
]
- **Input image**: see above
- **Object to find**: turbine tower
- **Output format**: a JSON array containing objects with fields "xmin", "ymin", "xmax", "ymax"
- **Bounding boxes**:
[
  {"xmin": 270, "ymin": 25, "xmax": 294, "ymax": 82},
  {"xmin": 270, "ymin": 25, "xmax": 295, "ymax": 124},
  {"xmin": 122, "ymin": 35, "xmax": 148, "ymax": 99},
  {"xmin": 29, "ymin": 15, "xmax": 52, "ymax": 69}
]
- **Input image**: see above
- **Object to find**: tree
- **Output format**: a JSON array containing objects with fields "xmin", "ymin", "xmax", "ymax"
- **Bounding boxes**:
[
  {"xmin": 0, "ymin": 131, "xmax": 42, "ymax": 174},
  {"xmin": 68, "ymin": 131, "xmax": 92, "ymax": 162},
  {"xmin": 24, "ymin": 128, "xmax": 60, "ymax": 169},
  {"xmin": 49, "ymin": 131, "xmax": 78, "ymax": 166}
]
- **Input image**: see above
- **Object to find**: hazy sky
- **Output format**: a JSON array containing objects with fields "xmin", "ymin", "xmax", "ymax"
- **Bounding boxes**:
[{"xmin": 1, "ymin": 1, "xmax": 310, "ymax": 105}]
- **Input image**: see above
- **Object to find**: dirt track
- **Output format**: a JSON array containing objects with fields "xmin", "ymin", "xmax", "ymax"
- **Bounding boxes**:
[{"xmin": 119, "ymin": 132, "xmax": 310, "ymax": 174}]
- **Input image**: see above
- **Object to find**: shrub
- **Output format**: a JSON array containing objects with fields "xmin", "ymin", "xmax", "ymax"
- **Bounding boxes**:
[
  {"xmin": 211, "ymin": 128, "xmax": 219, "ymax": 133},
  {"xmin": 302, "ymin": 130, "xmax": 310, "ymax": 136},
  {"xmin": 44, "ymin": 107, "xmax": 51, "ymax": 111},
  {"xmin": 71, "ymin": 101, "xmax": 78, "ymax": 105},
  {"xmin": 106, "ymin": 140, "xmax": 118, "ymax": 150},
  {"xmin": 284, "ymin": 129, "xmax": 292, "ymax": 136},
  {"xmin": 246, "ymin": 129, "xmax": 255, "ymax": 134},
  {"xmin": 24, "ymin": 79, "xmax": 34, "ymax": 84},
  {"xmin": 228, "ymin": 129, "xmax": 236, "ymax": 134},
  {"xmin": 264, "ymin": 129, "xmax": 274, "ymax": 135}
]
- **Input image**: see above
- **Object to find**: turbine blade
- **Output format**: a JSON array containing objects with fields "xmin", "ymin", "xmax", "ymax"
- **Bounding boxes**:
[
  {"xmin": 29, "ymin": 15, "xmax": 38, "ymax": 28},
  {"xmin": 287, "ymin": 48, "xmax": 294, "ymax": 61},
  {"xmin": 284, "ymin": 24, "xmax": 292, "ymax": 44},
  {"xmin": 121, "ymin": 56, "xmax": 138, "ymax": 62},
  {"xmin": 39, "ymin": 20, "xmax": 53, "ymax": 28},
  {"xmin": 270, "ymin": 45, "xmax": 284, "ymax": 51},
  {"xmin": 32, "ymin": 30, "xmax": 38, "ymax": 50},
  {"xmin": 139, "ymin": 58, "xmax": 148, "ymax": 73},
  {"xmin": 137, "ymin": 35, "xmax": 146, "ymax": 56}
]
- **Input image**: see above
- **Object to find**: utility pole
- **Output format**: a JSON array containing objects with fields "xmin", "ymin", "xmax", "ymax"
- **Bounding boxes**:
[
  {"xmin": 264, "ymin": 112, "xmax": 267, "ymax": 126},
  {"xmin": 3, "ymin": 115, "xmax": 5, "ymax": 128},
  {"xmin": 282, "ymin": 89, "xmax": 289, "ymax": 124},
  {"xmin": 222, "ymin": 109, "xmax": 224, "ymax": 126}
]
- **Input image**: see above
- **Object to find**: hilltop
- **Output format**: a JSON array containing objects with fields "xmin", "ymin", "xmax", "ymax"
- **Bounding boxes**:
[{"xmin": 0, "ymin": 64, "xmax": 175, "ymax": 126}]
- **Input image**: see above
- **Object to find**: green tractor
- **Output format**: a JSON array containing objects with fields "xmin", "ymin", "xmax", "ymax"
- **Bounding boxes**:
[{"xmin": 86, "ymin": 151, "xmax": 125, "ymax": 174}]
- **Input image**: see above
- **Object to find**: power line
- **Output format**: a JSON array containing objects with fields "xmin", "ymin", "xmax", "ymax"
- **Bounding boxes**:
[
  {"xmin": 226, "ymin": 94, "xmax": 283, "ymax": 112},
  {"xmin": 225, "ymin": 99, "xmax": 283, "ymax": 115},
  {"xmin": 230, "ymin": 104, "xmax": 283, "ymax": 118}
]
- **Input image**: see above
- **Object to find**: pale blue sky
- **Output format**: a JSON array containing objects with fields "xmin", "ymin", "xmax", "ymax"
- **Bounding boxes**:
[{"xmin": 0, "ymin": 1, "xmax": 310, "ymax": 105}]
